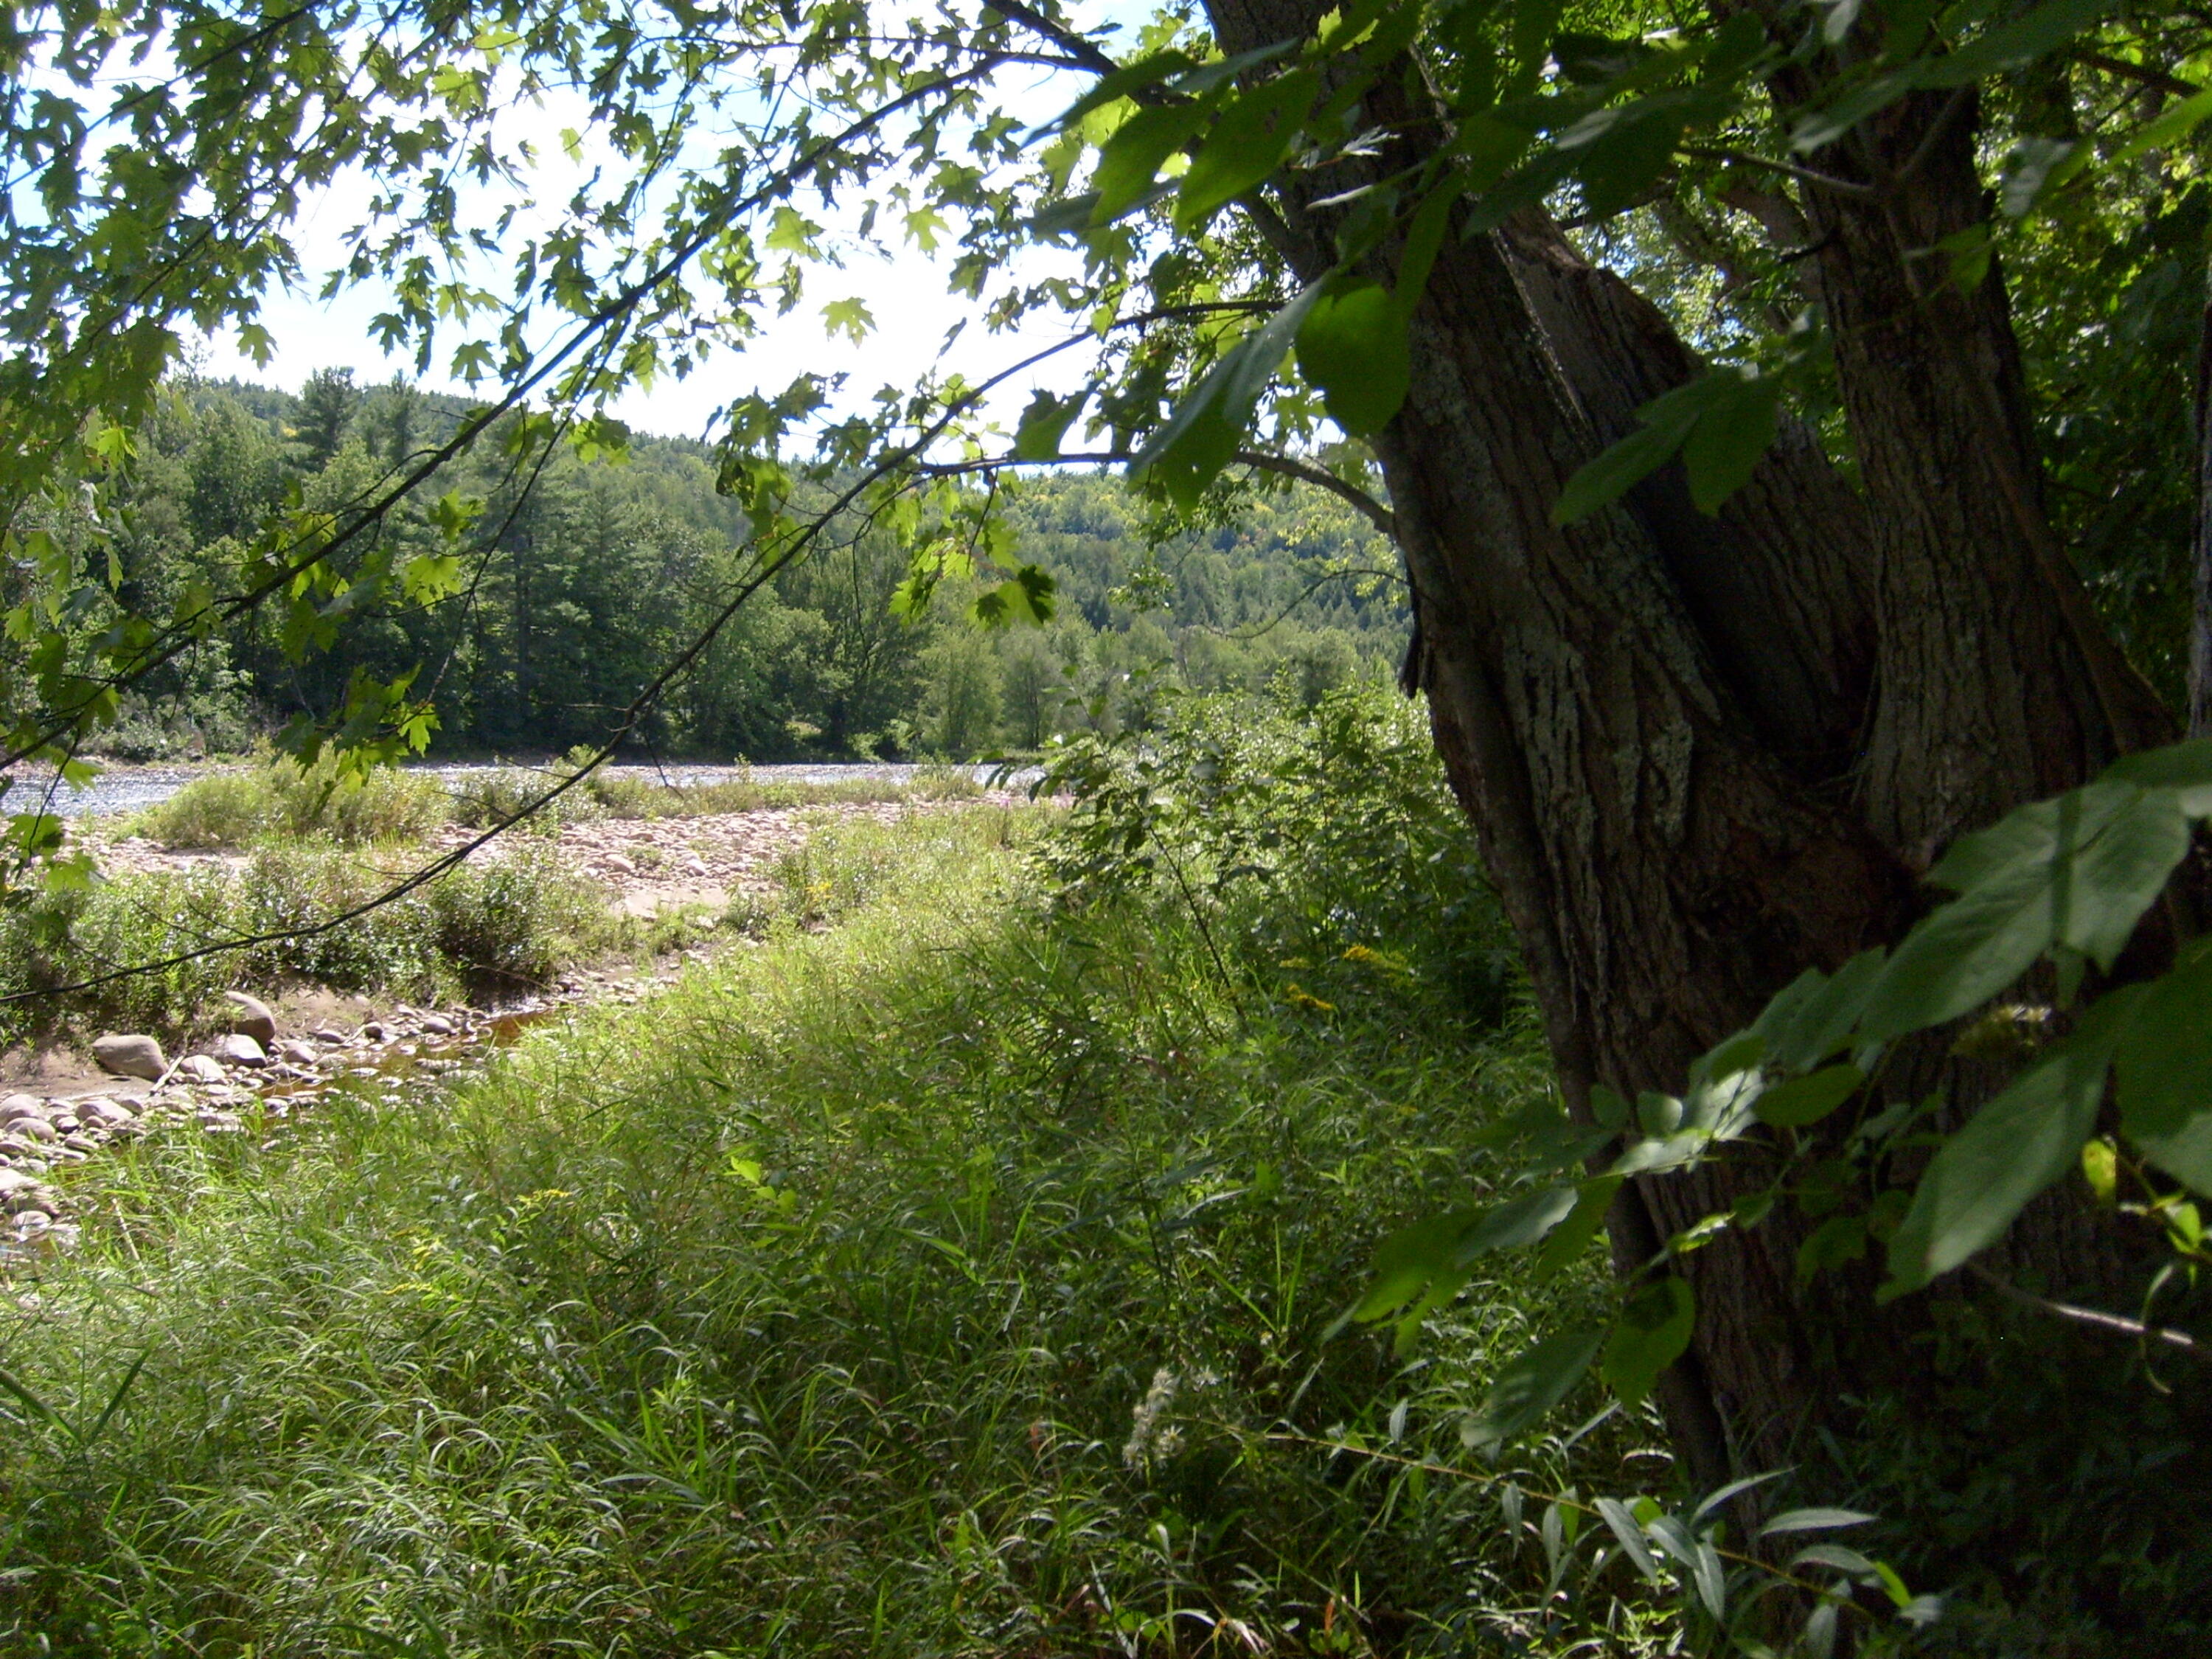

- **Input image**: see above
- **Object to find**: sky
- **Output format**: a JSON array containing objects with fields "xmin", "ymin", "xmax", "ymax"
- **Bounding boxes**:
[{"xmin": 189, "ymin": 8, "xmax": 1139, "ymax": 448}]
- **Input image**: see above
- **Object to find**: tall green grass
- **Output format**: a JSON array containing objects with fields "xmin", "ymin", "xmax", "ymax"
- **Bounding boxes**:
[{"xmin": 0, "ymin": 796, "xmax": 1670, "ymax": 1657}]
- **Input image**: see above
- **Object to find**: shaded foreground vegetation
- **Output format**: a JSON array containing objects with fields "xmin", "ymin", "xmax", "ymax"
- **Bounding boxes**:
[
  {"xmin": 0, "ymin": 694, "xmax": 1663, "ymax": 1658},
  {"xmin": 6, "ymin": 689, "xmax": 2206, "ymax": 1655}
]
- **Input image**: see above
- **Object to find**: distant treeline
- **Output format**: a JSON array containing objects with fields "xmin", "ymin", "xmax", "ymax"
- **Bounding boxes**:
[{"xmin": 94, "ymin": 371, "xmax": 1408, "ymax": 762}]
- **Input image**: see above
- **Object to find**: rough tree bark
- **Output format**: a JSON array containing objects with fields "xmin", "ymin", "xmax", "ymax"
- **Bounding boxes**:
[
  {"xmin": 2193, "ymin": 260, "xmax": 2212, "ymax": 741},
  {"xmin": 1201, "ymin": 0, "xmax": 2173, "ymax": 1482}
]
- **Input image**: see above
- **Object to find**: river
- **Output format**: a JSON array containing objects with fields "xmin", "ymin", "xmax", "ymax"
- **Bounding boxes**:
[{"xmin": 7, "ymin": 760, "xmax": 1033, "ymax": 820}]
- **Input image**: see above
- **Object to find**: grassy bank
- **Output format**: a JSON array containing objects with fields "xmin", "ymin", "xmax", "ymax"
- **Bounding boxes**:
[{"xmin": 0, "ymin": 708, "xmax": 1686, "ymax": 1655}]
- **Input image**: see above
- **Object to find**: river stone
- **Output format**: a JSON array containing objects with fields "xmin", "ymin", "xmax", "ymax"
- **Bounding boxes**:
[
  {"xmin": 279, "ymin": 1040, "xmax": 320, "ymax": 1065},
  {"xmin": 178, "ymin": 1054, "xmax": 226, "ymax": 1084},
  {"xmin": 420, "ymin": 1014, "xmax": 455, "ymax": 1036},
  {"xmin": 222, "ymin": 991, "xmax": 279, "ymax": 1045},
  {"xmin": 82, "ymin": 1099, "xmax": 136, "ymax": 1127},
  {"xmin": 215, "ymin": 1032, "xmax": 268, "ymax": 1068},
  {"xmin": 0, "ymin": 1167, "xmax": 41, "ymax": 1197},
  {"xmin": 9, "ymin": 1118, "xmax": 55, "ymax": 1144},
  {"xmin": 93, "ymin": 1032, "xmax": 167, "ymax": 1080},
  {"xmin": 0, "ymin": 1094, "xmax": 42, "ymax": 1122}
]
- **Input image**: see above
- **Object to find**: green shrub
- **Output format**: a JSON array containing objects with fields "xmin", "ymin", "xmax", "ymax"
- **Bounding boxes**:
[
  {"xmin": 125, "ymin": 767, "xmax": 268, "ymax": 848},
  {"xmin": 429, "ymin": 844, "xmax": 614, "ymax": 984},
  {"xmin": 0, "ymin": 841, "xmax": 613, "ymax": 1046},
  {"xmin": 445, "ymin": 765, "xmax": 580, "ymax": 832},
  {"xmin": 133, "ymin": 753, "xmax": 451, "ymax": 848}
]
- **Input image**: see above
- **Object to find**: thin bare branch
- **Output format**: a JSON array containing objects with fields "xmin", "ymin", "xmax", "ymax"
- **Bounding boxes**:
[{"xmin": 1970, "ymin": 1265, "xmax": 2208, "ymax": 1364}]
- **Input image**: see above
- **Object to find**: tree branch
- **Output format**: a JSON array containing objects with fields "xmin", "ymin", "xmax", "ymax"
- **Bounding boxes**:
[
  {"xmin": 1969, "ymin": 1265, "xmax": 2208, "ymax": 1364},
  {"xmin": 982, "ymin": 0, "xmax": 1122, "ymax": 78},
  {"xmin": 2074, "ymin": 49, "xmax": 2203, "ymax": 100},
  {"xmin": 1233, "ymin": 451, "xmax": 1397, "ymax": 538},
  {"xmin": 1678, "ymin": 144, "xmax": 1878, "ymax": 202}
]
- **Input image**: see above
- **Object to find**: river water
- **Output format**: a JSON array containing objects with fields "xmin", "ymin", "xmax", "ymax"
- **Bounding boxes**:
[{"xmin": 8, "ymin": 760, "xmax": 1032, "ymax": 820}]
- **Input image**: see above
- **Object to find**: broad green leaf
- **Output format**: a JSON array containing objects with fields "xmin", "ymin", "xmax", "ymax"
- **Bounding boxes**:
[
  {"xmin": 1011, "ymin": 390, "xmax": 1085, "ymax": 461},
  {"xmin": 1863, "ymin": 782, "xmax": 2183, "ymax": 1039},
  {"xmin": 1352, "ymin": 1185, "xmax": 1579, "ymax": 1324},
  {"xmin": 1174, "ymin": 69, "xmax": 1320, "ymax": 231},
  {"xmin": 1044, "ymin": 49, "xmax": 1202, "ymax": 133},
  {"xmin": 1680, "ymin": 372, "xmax": 1782, "ymax": 513},
  {"xmin": 2114, "ymin": 944, "xmax": 2212, "ymax": 1196},
  {"xmin": 971, "ymin": 565, "xmax": 1057, "ymax": 629},
  {"xmin": 1882, "ymin": 995, "xmax": 2140, "ymax": 1297},
  {"xmin": 1453, "ymin": 1186, "xmax": 1582, "ymax": 1262},
  {"xmin": 1551, "ymin": 403, "xmax": 1698, "ymax": 524},
  {"xmin": 1091, "ymin": 103, "xmax": 1208, "ymax": 223},
  {"xmin": 1351, "ymin": 1207, "xmax": 1478, "ymax": 1322},
  {"xmin": 1552, "ymin": 372, "xmax": 1728, "ymax": 524},
  {"xmin": 1133, "ymin": 282, "xmax": 1322, "ymax": 509},
  {"xmin": 1795, "ymin": 1214, "xmax": 1866, "ymax": 1287},
  {"xmin": 1601, "ymin": 1277, "xmax": 1692, "ymax": 1408},
  {"xmin": 1294, "ymin": 280, "xmax": 1410, "ymax": 436},
  {"xmin": 1917, "ymin": 0, "xmax": 2110, "ymax": 89},
  {"xmin": 1532, "ymin": 1175, "xmax": 1619, "ymax": 1281},
  {"xmin": 1753, "ymin": 949, "xmax": 1886, "ymax": 1073},
  {"xmin": 1557, "ymin": 100, "xmax": 1692, "ymax": 221},
  {"xmin": 2104, "ymin": 736, "xmax": 2212, "ymax": 816},
  {"xmin": 821, "ymin": 297, "xmax": 874, "ymax": 342},
  {"xmin": 1464, "ymin": 1326, "xmax": 1604, "ymax": 1447},
  {"xmin": 1755, "ymin": 1063, "xmax": 1863, "ymax": 1128}
]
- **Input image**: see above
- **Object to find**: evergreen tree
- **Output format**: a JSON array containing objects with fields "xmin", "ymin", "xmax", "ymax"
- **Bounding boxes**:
[{"xmin": 290, "ymin": 367, "xmax": 357, "ymax": 473}]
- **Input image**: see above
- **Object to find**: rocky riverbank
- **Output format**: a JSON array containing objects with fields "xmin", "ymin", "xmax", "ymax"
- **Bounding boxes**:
[
  {"xmin": 1, "ymin": 794, "xmax": 1036, "ymax": 1259},
  {"xmin": 1, "ymin": 983, "xmax": 633, "ymax": 1256}
]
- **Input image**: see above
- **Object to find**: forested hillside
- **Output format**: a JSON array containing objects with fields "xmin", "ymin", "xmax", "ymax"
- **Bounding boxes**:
[{"xmin": 102, "ymin": 372, "xmax": 1406, "ymax": 762}]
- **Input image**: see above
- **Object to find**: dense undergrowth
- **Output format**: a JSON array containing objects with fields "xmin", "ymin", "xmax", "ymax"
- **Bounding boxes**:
[{"xmin": 0, "ymin": 688, "xmax": 1703, "ymax": 1658}]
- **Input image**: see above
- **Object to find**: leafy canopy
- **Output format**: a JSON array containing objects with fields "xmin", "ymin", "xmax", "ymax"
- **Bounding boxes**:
[{"xmin": 8, "ymin": 0, "xmax": 2208, "ymax": 804}]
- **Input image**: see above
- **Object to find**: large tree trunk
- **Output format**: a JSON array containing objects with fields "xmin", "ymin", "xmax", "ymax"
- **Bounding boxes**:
[{"xmin": 1203, "ymin": 0, "xmax": 2172, "ymax": 1485}]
